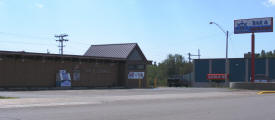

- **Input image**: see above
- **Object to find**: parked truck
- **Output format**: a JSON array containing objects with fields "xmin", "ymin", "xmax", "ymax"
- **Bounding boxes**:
[{"xmin": 167, "ymin": 75, "xmax": 190, "ymax": 87}]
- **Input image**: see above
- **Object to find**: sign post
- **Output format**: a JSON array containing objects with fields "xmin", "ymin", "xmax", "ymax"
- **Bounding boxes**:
[
  {"xmin": 234, "ymin": 17, "xmax": 273, "ymax": 83},
  {"xmin": 251, "ymin": 33, "xmax": 255, "ymax": 82}
]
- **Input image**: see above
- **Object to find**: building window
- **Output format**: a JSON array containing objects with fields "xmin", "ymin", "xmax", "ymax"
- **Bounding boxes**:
[
  {"xmin": 136, "ymin": 65, "xmax": 145, "ymax": 70},
  {"xmin": 128, "ymin": 65, "xmax": 136, "ymax": 70},
  {"xmin": 128, "ymin": 64, "xmax": 145, "ymax": 70}
]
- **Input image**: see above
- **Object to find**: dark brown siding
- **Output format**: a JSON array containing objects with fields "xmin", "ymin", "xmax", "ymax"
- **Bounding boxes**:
[
  {"xmin": 0, "ymin": 57, "xmax": 121, "ymax": 88},
  {"xmin": 126, "ymin": 61, "xmax": 147, "ymax": 88},
  {"xmin": 117, "ymin": 62, "xmax": 126, "ymax": 87}
]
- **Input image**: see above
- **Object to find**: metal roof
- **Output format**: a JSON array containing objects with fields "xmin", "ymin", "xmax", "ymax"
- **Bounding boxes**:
[
  {"xmin": 0, "ymin": 50, "xmax": 126, "ymax": 61},
  {"xmin": 84, "ymin": 43, "xmax": 138, "ymax": 59}
]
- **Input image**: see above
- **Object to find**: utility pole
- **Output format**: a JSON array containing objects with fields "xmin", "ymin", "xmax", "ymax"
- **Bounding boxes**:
[
  {"xmin": 55, "ymin": 34, "xmax": 69, "ymax": 55},
  {"xmin": 198, "ymin": 49, "xmax": 201, "ymax": 59},
  {"xmin": 188, "ymin": 49, "xmax": 201, "ymax": 63}
]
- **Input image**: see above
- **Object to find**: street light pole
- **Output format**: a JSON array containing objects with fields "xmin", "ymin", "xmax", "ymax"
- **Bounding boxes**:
[
  {"xmin": 210, "ymin": 22, "xmax": 229, "ymax": 85},
  {"xmin": 225, "ymin": 31, "xmax": 229, "ymax": 84}
]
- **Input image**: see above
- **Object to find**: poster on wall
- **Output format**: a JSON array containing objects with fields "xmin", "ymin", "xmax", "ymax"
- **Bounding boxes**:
[
  {"xmin": 73, "ymin": 70, "xmax": 80, "ymax": 81},
  {"xmin": 61, "ymin": 79, "xmax": 71, "ymax": 87},
  {"xmin": 57, "ymin": 70, "xmax": 72, "ymax": 87},
  {"xmin": 128, "ymin": 72, "xmax": 145, "ymax": 79},
  {"xmin": 59, "ymin": 70, "xmax": 71, "ymax": 81}
]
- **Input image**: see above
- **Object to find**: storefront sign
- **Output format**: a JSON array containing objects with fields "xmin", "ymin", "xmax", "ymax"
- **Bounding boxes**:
[
  {"xmin": 128, "ymin": 72, "xmax": 144, "ymax": 79},
  {"xmin": 207, "ymin": 74, "xmax": 228, "ymax": 80}
]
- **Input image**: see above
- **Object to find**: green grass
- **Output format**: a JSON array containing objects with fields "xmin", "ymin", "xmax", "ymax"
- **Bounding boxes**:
[{"xmin": 0, "ymin": 96, "xmax": 17, "ymax": 99}]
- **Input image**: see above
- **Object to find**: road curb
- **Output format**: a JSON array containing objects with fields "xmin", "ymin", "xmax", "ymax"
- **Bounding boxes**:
[
  {"xmin": 230, "ymin": 82, "xmax": 275, "ymax": 90},
  {"xmin": 257, "ymin": 91, "xmax": 275, "ymax": 95}
]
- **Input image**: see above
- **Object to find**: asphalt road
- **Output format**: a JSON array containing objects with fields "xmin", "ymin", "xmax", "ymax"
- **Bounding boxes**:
[{"xmin": 0, "ymin": 88, "xmax": 274, "ymax": 120}]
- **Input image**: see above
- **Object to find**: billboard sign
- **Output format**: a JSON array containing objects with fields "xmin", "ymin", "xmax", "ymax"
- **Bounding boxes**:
[
  {"xmin": 128, "ymin": 72, "xmax": 144, "ymax": 79},
  {"xmin": 234, "ymin": 17, "xmax": 273, "ymax": 34}
]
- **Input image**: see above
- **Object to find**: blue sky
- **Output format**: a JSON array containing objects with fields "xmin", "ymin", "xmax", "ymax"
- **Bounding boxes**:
[{"xmin": 0, "ymin": 0, "xmax": 275, "ymax": 62}]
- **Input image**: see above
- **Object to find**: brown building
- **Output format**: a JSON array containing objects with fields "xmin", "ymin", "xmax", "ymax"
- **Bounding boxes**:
[{"xmin": 0, "ymin": 43, "xmax": 151, "ymax": 88}]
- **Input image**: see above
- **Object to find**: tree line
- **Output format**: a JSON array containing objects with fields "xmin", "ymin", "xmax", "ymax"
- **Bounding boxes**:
[
  {"xmin": 258, "ymin": 50, "xmax": 275, "ymax": 58},
  {"xmin": 146, "ymin": 54, "xmax": 193, "ymax": 86},
  {"xmin": 146, "ymin": 50, "xmax": 275, "ymax": 87}
]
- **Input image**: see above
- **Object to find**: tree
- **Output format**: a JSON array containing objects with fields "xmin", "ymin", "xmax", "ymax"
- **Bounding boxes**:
[
  {"xmin": 260, "ymin": 50, "xmax": 266, "ymax": 58},
  {"xmin": 146, "ymin": 54, "xmax": 193, "ymax": 87},
  {"xmin": 258, "ymin": 49, "xmax": 275, "ymax": 58}
]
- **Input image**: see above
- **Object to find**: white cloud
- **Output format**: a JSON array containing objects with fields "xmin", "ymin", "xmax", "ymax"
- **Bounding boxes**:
[
  {"xmin": 35, "ymin": 3, "xmax": 44, "ymax": 8},
  {"xmin": 263, "ymin": 0, "xmax": 275, "ymax": 7}
]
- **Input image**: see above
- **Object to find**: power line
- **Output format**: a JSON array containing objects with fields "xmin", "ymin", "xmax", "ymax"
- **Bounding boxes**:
[
  {"xmin": 0, "ymin": 32, "xmax": 91, "ymax": 54},
  {"xmin": 1, "ymin": 40, "xmax": 55, "ymax": 46},
  {"xmin": 55, "ymin": 34, "xmax": 69, "ymax": 55},
  {"xmin": 0, "ymin": 32, "xmax": 50, "ymax": 40},
  {"xmin": 0, "ymin": 31, "xmax": 91, "ymax": 46},
  {"xmin": 188, "ymin": 49, "xmax": 201, "ymax": 63}
]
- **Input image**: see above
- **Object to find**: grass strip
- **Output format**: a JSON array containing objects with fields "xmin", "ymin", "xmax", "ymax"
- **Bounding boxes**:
[{"xmin": 0, "ymin": 96, "xmax": 17, "ymax": 99}]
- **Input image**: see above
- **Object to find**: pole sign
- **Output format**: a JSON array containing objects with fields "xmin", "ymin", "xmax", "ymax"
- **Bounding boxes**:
[{"xmin": 234, "ymin": 17, "xmax": 273, "ymax": 34}]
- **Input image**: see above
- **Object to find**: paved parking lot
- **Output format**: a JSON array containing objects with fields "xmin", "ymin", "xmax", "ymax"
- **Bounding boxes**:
[
  {"xmin": 1, "ymin": 88, "xmax": 274, "ymax": 120},
  {"xmin": 0, "ymin": 88, "xmax": 238, "ymax": 98},
  {"xmin": 0, "ymin": 88, "xmax": 257, "ymax": 108}
]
